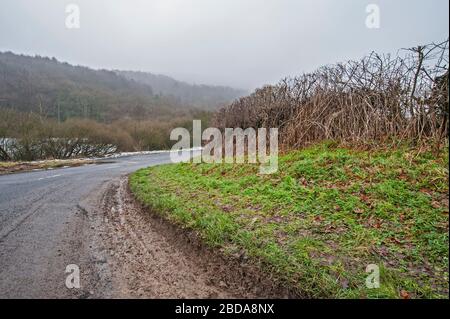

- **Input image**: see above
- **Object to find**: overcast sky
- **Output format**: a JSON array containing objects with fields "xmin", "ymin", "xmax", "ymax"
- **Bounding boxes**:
[{"xmin": 0, "ymin": 0, "xmax": 448, "ymax": 89}]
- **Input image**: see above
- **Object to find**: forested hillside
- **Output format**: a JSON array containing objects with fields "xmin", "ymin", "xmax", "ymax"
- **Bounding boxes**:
[
  {"xmin": 117, "ymin": 70, "xmax": 246, "ymax": 110},
  {"xmin": 0, "ymin": 52, "xmax": 243, "ymax": 122},
  {"xmin": 0, "ymin": 51, "xmax": 227, "ymax": 160}
]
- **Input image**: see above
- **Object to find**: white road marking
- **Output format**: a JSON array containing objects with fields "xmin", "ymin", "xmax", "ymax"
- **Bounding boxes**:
[{"xmin": 106, "ymin": 164, "xmax": 120, "ymax": 168}]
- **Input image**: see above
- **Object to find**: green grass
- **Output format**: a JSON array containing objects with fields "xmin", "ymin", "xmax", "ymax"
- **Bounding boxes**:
[{"xmin": 129, "ymin": 143, "xmax": 449, "ymax": 298}]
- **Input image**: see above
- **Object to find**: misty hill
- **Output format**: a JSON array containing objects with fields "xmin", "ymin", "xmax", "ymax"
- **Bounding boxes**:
[
  {"xmin": 117, "ymin": 70, "xmax": 246, "ymax": 109},
  {"xmin": 0, "ymin": 52, "xmax": 243, "ymax": 122}
]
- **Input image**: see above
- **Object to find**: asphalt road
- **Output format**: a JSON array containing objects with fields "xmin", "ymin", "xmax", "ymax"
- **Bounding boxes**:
[{"xmin": 0, "ymin": 152, "xmax": 180, "ymax": 298}]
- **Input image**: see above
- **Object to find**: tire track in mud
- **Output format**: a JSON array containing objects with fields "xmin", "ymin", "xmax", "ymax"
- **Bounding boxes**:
[{"xmin": 99, "ymin": 177, "xmax": 291, "ymax": 298}]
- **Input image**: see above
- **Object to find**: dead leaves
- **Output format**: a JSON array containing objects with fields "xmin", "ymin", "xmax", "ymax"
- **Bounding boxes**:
[
  {"xmin": 390, "ymin": 237, "xmax": 402, "ymax": 245},
  {"xmin": 400, "ymin": 290, "xmax": 410, "ymax": 299},
  {"xmin": 314, "ymin": 215, "xmax": 324, "ymax": 223},
  {"xmin": 431, "ymin": 201, "xmax": 441, "ymax": 209},
  {"xmin": 372, "ymin": 221, "xmax": 382, "ymax": 229}
]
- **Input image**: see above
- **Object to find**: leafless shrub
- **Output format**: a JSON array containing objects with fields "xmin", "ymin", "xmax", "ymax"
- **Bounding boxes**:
[
  {"xmin": 214, "ymin": 40, "xmax": 449, "ymax": 150},
  {"xmin": 0, "ymin": 110, "xmax": 200, "ymax": 161}
]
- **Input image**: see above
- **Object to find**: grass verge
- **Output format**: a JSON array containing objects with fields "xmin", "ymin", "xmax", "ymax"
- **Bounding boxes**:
[{"xmin": 129, "ymin": 142, "xmax": 449, "ymax": 298}]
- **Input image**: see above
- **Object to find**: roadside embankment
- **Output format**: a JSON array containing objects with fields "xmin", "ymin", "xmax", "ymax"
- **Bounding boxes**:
[{"xmin": 129, "ymin": 143, "xmax": 449, "ymax": 298}]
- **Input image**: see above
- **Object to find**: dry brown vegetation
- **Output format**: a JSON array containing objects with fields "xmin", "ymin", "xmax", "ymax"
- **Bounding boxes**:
[
  {"xmin": 214, "ymin": 40, "xmax": 449, "ymax": 150},
  {"xmin": 0, "ymin": 109, "xmax": 209, "ymax": 161}
]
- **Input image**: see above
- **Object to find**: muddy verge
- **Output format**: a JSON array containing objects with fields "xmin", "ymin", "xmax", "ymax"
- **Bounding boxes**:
[
  {"xmin": 0, "ymin": 159, "xmax": 96, "ymax": 175},
  {"xmin": 100, "ymin": 176, "xmax": 296, "ymax": 298}
]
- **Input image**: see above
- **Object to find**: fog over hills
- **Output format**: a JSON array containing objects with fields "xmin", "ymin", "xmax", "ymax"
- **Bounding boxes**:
[
  {"xmin": 0, "ymin": 51, "xmax": 245, "ymax": 122},
  {"xmin": 117, "ymin": 70, "xmax": 246, "ymax": 109}
]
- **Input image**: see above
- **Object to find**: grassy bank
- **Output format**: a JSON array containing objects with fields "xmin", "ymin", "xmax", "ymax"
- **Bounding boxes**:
[{"xmin": 129, "ymin": 143, "xmax": 449, "ymax": 298}]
